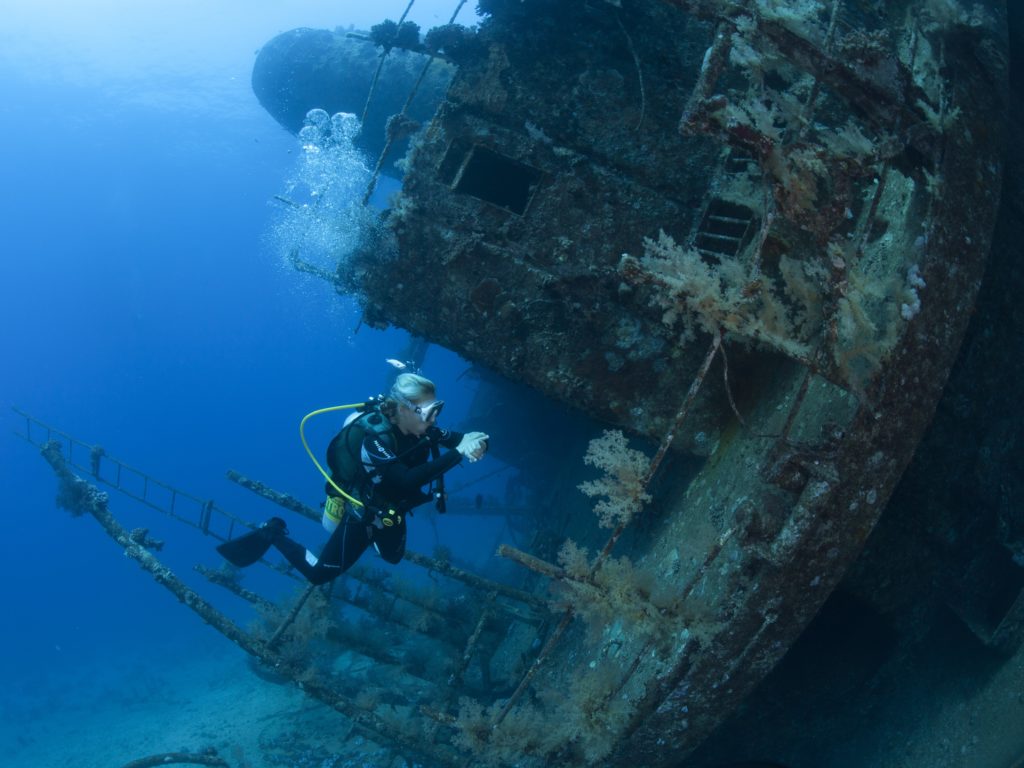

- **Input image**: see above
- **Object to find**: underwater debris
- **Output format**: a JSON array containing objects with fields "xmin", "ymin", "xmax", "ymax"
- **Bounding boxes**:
[
  {"xmin": 39, "ymin": 439, "xmax": 268, "ymax": 659},
  {"xmin": 29, "ymin": 430, "xmax": 495, "ymax": 767},
  {"xmin": 22, "ymin": 408, "xmax": 573, "ymax": 767}
]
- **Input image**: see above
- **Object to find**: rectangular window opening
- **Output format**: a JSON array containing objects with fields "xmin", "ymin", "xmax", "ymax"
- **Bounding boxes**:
[{"xmin": 451, "ymin": 146, "xmax": 542, "ymax": 215}]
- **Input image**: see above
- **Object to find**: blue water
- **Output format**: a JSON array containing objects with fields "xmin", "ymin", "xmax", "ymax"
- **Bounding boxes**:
[{"xmin": 0, "ymin": 2, "xmax": 489, "ymax": 760}]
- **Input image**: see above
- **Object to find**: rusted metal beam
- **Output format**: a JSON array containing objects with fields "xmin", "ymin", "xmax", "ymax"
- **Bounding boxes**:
[
  {"xmin": 226, "ymin": 469, "xmax": 321, "ymax": 520},
  {"xmin": 493, "ymin": 611, "xmax": 574, "ymax": 726},
  {"xmin": 447, "ymin": 590, "xmax": 497, "ymax": 691},
  {"xmin": 194, "ymin": 564, "xmax": 276, "ymax": 611},
  {"xmin": 198, "ymin": 562, "xmax": 463, "ymax": 658},
  {"xmin": 38, "ymin": 441, "xmax": 465, "ymax": 768},
  {"xmin": 404, "ymin": 549, "xmax": 547, "ymax": 609},
  {"xmin": 43, "ymin": 440, "xmax": 267, "ymax": 653}
]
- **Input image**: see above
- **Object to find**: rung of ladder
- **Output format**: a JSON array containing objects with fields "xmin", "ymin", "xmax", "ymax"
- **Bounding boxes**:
[{"xmin": 12, "ymin": 407, "xmax": 249, "ymax": 542}]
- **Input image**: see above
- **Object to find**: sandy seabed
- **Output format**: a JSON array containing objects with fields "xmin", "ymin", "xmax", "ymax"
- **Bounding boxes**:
[
  {"xmin": 4, "ymin": 625, "xmax": 1022, "ymax": 768},
  {"xmin": 1, "ymin": 644, "xmax": 410, "ymax": 768}
]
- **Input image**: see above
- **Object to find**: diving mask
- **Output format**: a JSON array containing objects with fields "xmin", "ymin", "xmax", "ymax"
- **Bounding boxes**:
[
  {"xmin": 392, "ymin": 390, "xmax": 446, "ymax": 423},
  {"xmin": 412, "ymin": 399, "xmax": 445, "ymax": 423}
]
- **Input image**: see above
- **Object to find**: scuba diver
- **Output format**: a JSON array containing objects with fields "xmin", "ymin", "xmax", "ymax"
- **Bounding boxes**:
[{"xmin": 217, "ymin": 372, "xmax": 489, "ymax": 584}]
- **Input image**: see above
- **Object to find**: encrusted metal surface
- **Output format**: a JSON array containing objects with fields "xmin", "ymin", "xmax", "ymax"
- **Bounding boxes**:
[{"xmin": 273, "ymin": 0, "xmax": 1009, "ymax": 764}]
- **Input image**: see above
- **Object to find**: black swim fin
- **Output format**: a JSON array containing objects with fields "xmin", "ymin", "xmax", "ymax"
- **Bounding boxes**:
[{"xmin": 217, "ymin": 517, "xmax": 288, "ymax": 567}]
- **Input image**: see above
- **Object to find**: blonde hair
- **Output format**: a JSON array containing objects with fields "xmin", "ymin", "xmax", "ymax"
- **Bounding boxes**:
[
  {"xmin": 391, "ymin": 372, "xmax": 436, "ymax": 401},
  {"xmin": 382, "ymin": 372, "xmax": 436, "ymax": 419}
]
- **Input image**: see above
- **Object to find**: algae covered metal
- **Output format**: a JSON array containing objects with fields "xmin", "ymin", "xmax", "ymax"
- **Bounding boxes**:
[{"xmin": 337, "ymin": 0, "xmax": 1010, "ymax": 764}]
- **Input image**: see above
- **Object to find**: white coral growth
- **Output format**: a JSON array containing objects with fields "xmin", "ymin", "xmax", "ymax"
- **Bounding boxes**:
[
  {"xmin": 900, "ymin": 264, "xmax": 926, "ymax": 321},
  {"xmin": 632, "ymin": 231, "xmax": 816, "ymax": 360},
  {"xmin": 578, "ymin": 430, "xmax": 652, "ymax": 529}
]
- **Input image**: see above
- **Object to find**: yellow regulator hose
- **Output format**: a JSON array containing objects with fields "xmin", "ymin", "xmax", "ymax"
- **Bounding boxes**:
[{"xmin": 299, "ymin": 403, "xmax": 366, "ymax": 509}]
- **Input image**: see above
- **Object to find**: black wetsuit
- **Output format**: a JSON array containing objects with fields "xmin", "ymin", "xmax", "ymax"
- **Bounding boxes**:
[{"xmin": 273, "ymin": 423, "xmax": 463, "ymax": 584}]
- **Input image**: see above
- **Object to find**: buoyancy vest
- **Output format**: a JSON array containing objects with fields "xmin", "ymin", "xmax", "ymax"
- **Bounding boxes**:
[{"xmin": 325, "ymin": 407, "xmax": 394, "ymax": 500}]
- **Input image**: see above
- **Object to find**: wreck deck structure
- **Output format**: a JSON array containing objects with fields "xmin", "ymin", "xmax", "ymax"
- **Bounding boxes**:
[
  {"xmin": 22, "ymin": 1, "xmax": 1019, "ymax": 766},
  {"xmin": 340, "ymin": 0, "xmax": 1011, "ymax": 764}
]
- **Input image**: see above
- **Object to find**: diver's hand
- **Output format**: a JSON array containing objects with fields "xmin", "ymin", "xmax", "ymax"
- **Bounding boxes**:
[{"xmin": 456, "ymin": 432, "xmax": 490, "ymax": 462}]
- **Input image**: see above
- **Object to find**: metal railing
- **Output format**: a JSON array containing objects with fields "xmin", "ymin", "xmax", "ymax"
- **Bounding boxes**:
[{"xmin": 12, "ymin": 407, "xmax": 251, "ymax": 543}]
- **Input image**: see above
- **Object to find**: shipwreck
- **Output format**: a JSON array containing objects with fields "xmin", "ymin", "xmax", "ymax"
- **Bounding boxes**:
[{"xmin": 23, "ymin": 1, "xmax": 1024, "ymax": 766}]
